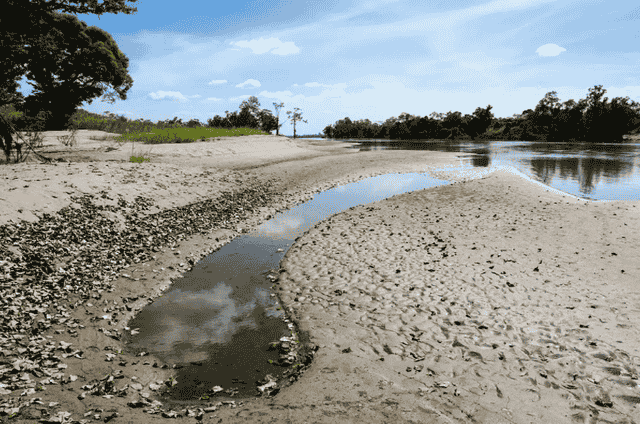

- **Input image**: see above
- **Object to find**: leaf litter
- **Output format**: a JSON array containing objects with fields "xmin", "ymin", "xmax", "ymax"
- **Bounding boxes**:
[{"xmin": 0, "ymin": 176, "xmax": 314, "ymax": 421}]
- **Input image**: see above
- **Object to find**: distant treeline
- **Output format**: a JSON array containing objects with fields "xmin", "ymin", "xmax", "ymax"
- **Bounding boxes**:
[{"xmin": 322, "ymin": 85, "xmax": 640, "ymax": 143}]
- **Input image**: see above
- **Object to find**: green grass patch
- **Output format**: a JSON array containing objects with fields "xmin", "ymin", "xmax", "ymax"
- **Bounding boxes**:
[
  {"xmin": 129, "ymin": 155, "xmax": 150, "ymax": 163},
  {"xmin": 114, "ymin": 127, "xmax": 269, "ymax": 144}
]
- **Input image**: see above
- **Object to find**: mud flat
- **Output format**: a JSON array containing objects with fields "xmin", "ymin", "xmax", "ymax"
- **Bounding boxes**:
[{"xmin": 271, "ymin": 169, "xmax": 640, "ymax": 423}]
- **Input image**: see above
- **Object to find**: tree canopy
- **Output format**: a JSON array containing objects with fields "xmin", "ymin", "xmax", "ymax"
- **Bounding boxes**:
[
  {"xmin": 323, "ymin": 86, "xmax": 640, "ymax": 143},
  {"xmin": 1, "ymin": 0, "xmax": 137, "ymax": 131}
]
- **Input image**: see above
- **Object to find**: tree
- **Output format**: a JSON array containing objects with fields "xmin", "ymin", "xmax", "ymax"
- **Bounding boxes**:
[
  {"xmin": 546, "ymin": 98, "xmax": 587, "ymax": 143},
  {"xmin": 224, "ymin": 110, "xmax": 239, "ymax": 128},
  {"xmin": 333, "ymin": 117, "xmax": 354, "ymax": 138},
  {"xmin": 466, "ymin": 105, "xmax": 494, "ymax": 139},
  {"xmin": 322, "ymin": 124, "xmax": 334, "ymax": 139},
  {"xmin": 186, "ymin": 118, "xmax": 202, "ymax": 128},
  {"xmin": 286, "ymin": 107, "xmax": 308, "ymax": 138},
  {"xmin": 272, "ymin": 102, "xmax": 287, "ymax": 135},
  {"xmin": 0, "ymin": 0, "xmax": 136, "ymax": 161},
  {"xmin": 236, "ymin": 106, "xmax": 259, "ymax": 128},
  {"xmin": 606, "ymin": 96, "xmax": 640, "ymax": 141},
  {"xmin": 441, "ymin": 111, "xmax": 464, "ymax": 134},
  {"xmin": 1, "ymin": 0, "xmax": 134, "ymax": 107},
  {"xmin": 207, "ymin": 115, "xmax": 224, "ymax": 128},
  {"xmin": 256, "ymin": 109, "xmax": 278, "ymax": 133},
  {"xmin": 415, "ymin": 116, "xmax": 441, "ymax": 139},
  {"xmin": 239, "ymin": 96, "xmax": 261, "ymax": 120}
]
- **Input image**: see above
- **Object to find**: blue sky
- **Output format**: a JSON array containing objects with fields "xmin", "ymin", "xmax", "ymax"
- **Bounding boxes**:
[{"xmin": 17, "ymin": 0, "xmax": 640, "ymax": 135}]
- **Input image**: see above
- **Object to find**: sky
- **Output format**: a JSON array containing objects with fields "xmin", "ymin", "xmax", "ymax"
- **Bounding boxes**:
[{"xmin": 16, "ymin": 0, "xmax": 640, "ymax": 135}]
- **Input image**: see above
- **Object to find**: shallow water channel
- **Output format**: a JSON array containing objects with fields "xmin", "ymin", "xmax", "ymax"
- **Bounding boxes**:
[{"xmin": 126, "ymin": 172, "xmax": 451, "ymax": 401}]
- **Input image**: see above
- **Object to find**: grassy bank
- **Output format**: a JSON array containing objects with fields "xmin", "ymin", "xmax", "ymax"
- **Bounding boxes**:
[
  {"xmin": 1, "ymin": 106, "xmax": 273, "ymax": 145},
  {"xmin": 112, "ymin": 126, "xmax": 270, "ymax": 145},
  {"xmin": 68, "ymin": 109, "xmax": 272, "ymax": 144}
]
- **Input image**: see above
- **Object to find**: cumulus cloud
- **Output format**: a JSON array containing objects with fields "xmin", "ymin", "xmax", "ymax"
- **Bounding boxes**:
[
  {"xmin": 536, "ymin": 43, "xmax": 566, "ymax": 57},
  {"xmin": 205, "ymin": 97, "xmax": 223, "ymax": 101},
  {"xmin": 208, "ymin": 80, "xmax": 227, "ymax": 85},
  {"xmin": 148, "ymin": 91, "xmax": 189, "ymax": 102},
  {"xmin": 236, "ymin": 79, "xmax": 261, "ymax": 89},
  {"xmin": 230, "ymin": 37, "xmax": 300, "ymax": 55}
]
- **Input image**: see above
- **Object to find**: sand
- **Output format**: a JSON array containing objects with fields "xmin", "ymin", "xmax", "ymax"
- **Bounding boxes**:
[
  {"xmin": 273, "ymin": 169, "xmax": 640, "ymax": 423},
  {"xmin": 1, "ymin": 130, "xmax": 639, "ymax": 423}
]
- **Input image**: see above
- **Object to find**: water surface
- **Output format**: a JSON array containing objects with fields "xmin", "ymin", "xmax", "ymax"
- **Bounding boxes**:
[
  {"xmin": 329, "ymin": 138, "xmax": 640, "ymax": 201},
  {"xmin": 126, "ymin": 172, "xmax": 451, "ymax": 400},
  {"xmin": 127, "ymin": 138, "xmax": 640, "ymax": 402}
]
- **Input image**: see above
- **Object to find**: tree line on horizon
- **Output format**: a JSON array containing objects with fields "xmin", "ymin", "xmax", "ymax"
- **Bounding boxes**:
[{"xmin": 322, "ymin": 85, "xmax": 640, "ymax": 143}]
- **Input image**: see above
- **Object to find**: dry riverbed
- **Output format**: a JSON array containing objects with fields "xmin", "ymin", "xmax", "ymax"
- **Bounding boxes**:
[{"xmin": 1, "ymin": 131, "xmax": 639, "ymax": 423}]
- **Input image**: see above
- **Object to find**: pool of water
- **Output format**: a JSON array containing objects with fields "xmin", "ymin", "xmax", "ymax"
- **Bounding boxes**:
[{"xmin": 126, "ymin": 172, "xmax": 451, "ymax": 400}]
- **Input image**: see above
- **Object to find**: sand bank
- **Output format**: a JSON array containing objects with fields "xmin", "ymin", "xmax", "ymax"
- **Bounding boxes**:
[
  {"xmin": 2, "ymin": 130, "xmax": 638, "ymax": 422},
  {"xmin": 270, "ymin": 168, "xmax": 640, "ymax": 423},
  {"xmin": 0, "ymin": 131, "xmax": 465, "ymax": 422}
]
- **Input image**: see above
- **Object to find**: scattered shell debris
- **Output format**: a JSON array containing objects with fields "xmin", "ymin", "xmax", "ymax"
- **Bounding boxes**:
[{"xmin": 0, "ymin": 175, "xmax": 320, "ymax": 421}]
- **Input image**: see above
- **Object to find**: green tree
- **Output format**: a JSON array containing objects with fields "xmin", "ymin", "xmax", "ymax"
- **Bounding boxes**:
[
  {"xmin": 0, "ymin": 0, "xmax": 136, "ymax": 162},
  {"xmin": 207, "ymin": 115, "xmax": 224, "ymax": 128},
  {"xmin": 440, "ymin": 111, "xmax": 464, "ymax": 139},
  {"xmin": 286, "ymin": 107, "xmax": 308, "ymax": 138},
  {"xmin": 466, "ymin": 105, "xmax": 494, "ymax": 139},
  {"xmin": 239, "ymin": 96, "xmax": 261, "ymax": 119},
  {"xmin": 186, "ymin": 118, "xmax": 202, "ymax": 128},
  {"xmin": 272, "ymin": 102, "xmax": 287, "ymax": 135},
  {"xmin": 333, "ymin": 117, "xmax": 354, "ymax": 138},
  {"xmin": 322, "ymin": 124, "xmax": 334, "ymax": 138},
  {"xmin": 256, "ymin": 109, "xmax": 278, "ymax": 133},
  {"xmin": 237, "ymin": 106, "xmax": 259, "ymax": 128}
]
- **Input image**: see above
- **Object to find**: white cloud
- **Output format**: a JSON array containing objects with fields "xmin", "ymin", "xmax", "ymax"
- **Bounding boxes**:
[
  {"xmin": 229, "ymin": 95, "xmax": 252, "ymax": 101},
  {"xmin": 205, "ymin": 97, "xmax": 223, "ymax": 101},
  {"xmin": 208, "ymin": 80, "xmax": 227, "ymax": 85},
  {"xmin": 188, "ymin": 94, "xmax": 201, "ymax": 98},
  {"xmin": 148, "ymin": 91, "xmax": 189, "ymax": 102},
  {"xmin": 236, "ymin": 79, "xmax": 261, "ymax": 89},
  {"xmin": 259, "ymin": 90, "xmax": 295, "ymax": 99},
  {"xmin": 536, "ymin": 43, "xmax": 567, "ymax": 57},
  {"xmin": 230, "ymin": 37, "xmax": 300, "ymax": 55},
  {"xmin": 304, "ymin": 82, "xmax": 333, "ymax": 88}
]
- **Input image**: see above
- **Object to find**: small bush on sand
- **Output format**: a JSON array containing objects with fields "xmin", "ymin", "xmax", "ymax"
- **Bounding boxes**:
[
  {"xmin": 129, "ymin": 155, "xmax": 150, "ymax": 163},
  {"xmin": 56, "ymin": 123, "xmax": 79, "ymax": 146}
]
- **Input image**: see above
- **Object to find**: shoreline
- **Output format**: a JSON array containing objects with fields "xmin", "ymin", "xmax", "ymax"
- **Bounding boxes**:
[
  {"xmin": 0, "ymin": 134, "xmax": 469, "ymax": 422},
  {"xmin": 270, "ymin": 169, "xmax": 640, "ymax": 423},
  {"xmin": 2, "ymin": 132, "xmax": 638, "ymax": 422}
]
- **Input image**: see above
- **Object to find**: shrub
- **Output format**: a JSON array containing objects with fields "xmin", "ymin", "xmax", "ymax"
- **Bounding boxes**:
[{"xmin": 130, "ymin": 155, "xmax": 150, "ymax": 163}]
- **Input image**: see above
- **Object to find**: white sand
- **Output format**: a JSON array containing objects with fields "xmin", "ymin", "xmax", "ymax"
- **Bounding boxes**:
[{"xmin": 276, "ymin": 169, "xmax": 640, "ymax": 423}]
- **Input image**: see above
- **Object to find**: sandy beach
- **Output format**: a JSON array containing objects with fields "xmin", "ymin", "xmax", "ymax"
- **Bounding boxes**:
[
  {"xmin": 1, "ymin": 130, "xmax": 639, "ymax": 423},
  {"xmin": 275, "ymin": 169, "xmax": 640, "ymax": 423}
]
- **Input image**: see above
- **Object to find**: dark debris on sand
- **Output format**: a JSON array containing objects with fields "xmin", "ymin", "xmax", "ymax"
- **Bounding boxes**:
[{"xmin": 0, "ymin": 176, "xmax": 306, "ymax": 421}]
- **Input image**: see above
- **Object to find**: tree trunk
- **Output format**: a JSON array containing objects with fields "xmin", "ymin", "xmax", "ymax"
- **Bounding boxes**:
[{"xmin": 0, "ymin": 115, "xmax": 14, "ymax": 162}]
